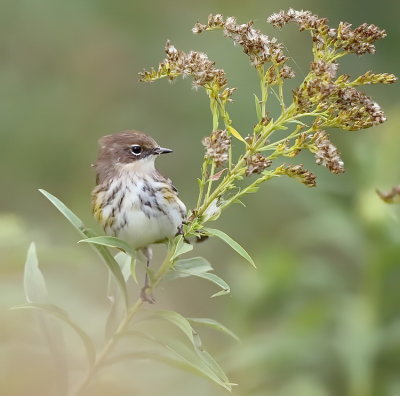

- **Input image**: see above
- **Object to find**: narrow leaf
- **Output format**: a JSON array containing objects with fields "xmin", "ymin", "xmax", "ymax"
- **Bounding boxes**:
[
  {"xmin": 11, "ymin": 303, "xmax": 96, "ymax": 367},
  {"xmin": 254, "ymin": 93, "xmax": 262, "ymax": 121},
  {"xmin": 114, "ymin": 252, "xmax": 132, "ymax": 282},
  {"xmin": 227, "ymin": 126, "xmax": 247, "ymax": 143},
  {"xmin": 210, "ymin": 168, "xmax": 227, "ymax": 181},
  {"xmin": 79, "ymin": 236, "xmax": 136, "ymax": 258},
  {"xmin": 194, "ymin": 273, "xmax": 230, "ymax": 297},
  {"xmin": 39, "ymin": 189, "xmax": 128, "ymax": 308},
  {"xmin": 204, "ymin": 227, "xmax": 256, "ymax": 268},
  {"xmin": 105, "ymin": 252, "xmax": 132, "ymax": 338},
  {"xmin": 166, "ymin": 257, "xmax": 229, "ymax": 297},
  {"xmin": 23, "ymin": 242, "xmax": 47, "ymax": 303},
  {"xmin": 149, "ymin": 310, "xmax": 196, "ymax": 346},
  {"xmin": 170, "ymin": 236, "xmax": 193, "ymax": 261},
  {"xmin": 288, "ymin": 119, "xmax": 308, "ymax": 127},
  {"xmin": 116, "ymin": 330, "xmax": 233, "ymax": 390},
  {"xmin": 174, "ymin": 257, "xmax": 213, "ymax": 274},
  {"xmin": 187, "ymin": 318, "xmax": 239, "ymax": 342}
]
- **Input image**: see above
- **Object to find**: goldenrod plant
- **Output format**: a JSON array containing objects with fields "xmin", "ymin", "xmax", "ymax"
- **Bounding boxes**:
[{"xmin": 14, "ymin": 10, "xmax": 396, "ymax": 395}]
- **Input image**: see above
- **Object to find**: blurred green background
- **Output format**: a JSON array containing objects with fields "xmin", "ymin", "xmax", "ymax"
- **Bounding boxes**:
[{"xmin": 1, "ymin": 0, "xmax": 400, "ymax": 395}]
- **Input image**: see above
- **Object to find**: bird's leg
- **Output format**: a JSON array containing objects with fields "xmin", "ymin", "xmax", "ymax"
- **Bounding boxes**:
[{"xmin": 140, "ymin": 246, "xmax": 155, "ymax": 304}]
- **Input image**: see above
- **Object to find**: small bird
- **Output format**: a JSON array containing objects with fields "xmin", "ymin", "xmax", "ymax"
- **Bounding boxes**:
[{"xmin": 91, "ymin": 130, "xmax": 186, "ymax": 302}]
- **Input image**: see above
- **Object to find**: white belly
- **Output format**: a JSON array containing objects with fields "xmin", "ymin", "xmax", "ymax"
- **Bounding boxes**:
[{"xmin": 97, "ymin": 176, "xmax": 186, "ymax": 250}]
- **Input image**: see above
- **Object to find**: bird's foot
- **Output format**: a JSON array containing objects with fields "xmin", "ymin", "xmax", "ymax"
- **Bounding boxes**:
[{"xmin": 140, "ymin": 286, "xmax": 156, "ymax": 304}]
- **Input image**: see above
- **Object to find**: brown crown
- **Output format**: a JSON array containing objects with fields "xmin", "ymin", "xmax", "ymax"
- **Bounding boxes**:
[{"xmin": 93, "ymin": 130, "xmax": 159, "ymax": 183}]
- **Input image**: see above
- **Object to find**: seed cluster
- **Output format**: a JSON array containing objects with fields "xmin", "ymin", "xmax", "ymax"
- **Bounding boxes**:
[
  {"xmin": 313, "ymin": 131, "xmax": 345, "ymax": 174},
  {"xmin": 267, "ymin": 9, "xmax": 386, "ymax": 55},
  {"xmin": 139, "ymin": 41, "xmax": 227, "ymax": 89},
  {"xmin": 245, "ymin": 153, "xmax": 272, "ymax": 176},
  {"xmin": 193, "ymin": 14, "xmax": 291, "ymax": 70},
  {"xmin": 140, "ymin": 9, "xmax": 396, "ymax": 205},
  {"xmin": 202, "ymin": 129, "xmax": 231, "ymax": 167},
  {"xmin": 294, "ymin": 63, "xmax": 395, "ymax": 131},
  {"xmin": 276, "ymin": 164, "xmax": 317, "ymax": 187}
]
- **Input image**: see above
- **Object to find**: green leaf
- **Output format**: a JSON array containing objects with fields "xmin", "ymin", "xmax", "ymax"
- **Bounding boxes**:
[
  {"xmin": 114, "ymin": 252, "xmax": 132, "ymax": 282},
  {"xmin": 102, "ymin": 336, "xmax": 234, "ymax": 391},
  {"xmin": 79, "ymin": 236, "xmax": 136, "ymax": 257},
  {"xmin": 170, "ymin": 236, "xmax": 193, "ymax": 261},
  {"xmin": 166, "ymin": 257, "xmax": 230, "ymax": 297},
  {"xmin": 254, "ymin": 93, "xmax": 262, "ymax": 121},
  {"xmin": 105, "ymin": 252, "xmax": 132, "ymax": 338},
  {"xmin": 227, "ymin": 126, "xmax": 247, "ymax": 144},
  {"xmin": 11, "ymin": 303, "xmax": 96, "ymax": 367},
  {"xmin": 195, "ymin": 272, "xmax": 230, "ymax": 297},
  {"xmin": 174, "ymin": 257, "xmax": 213, "ymax": 274},
  {"xmin": 150, "ymin": 310, "xmax": 196, "ymax": 346},
  {"xmin": 288, "ymin": 119, "xmax": 308, "ymax": 127},
  {"xmin": 187, "ymin": 318, "xmax": 240, "ymax": 342},
  {"xmin": 119, "ymin": 325, "xmax": 234, "ymax": 390},
  {"xmin": 204, "ymin": 227, "xmax": 256, "ymax": 268},
  {"xmin": 23, "ymin": 242, "xmax": 47, "ymax": 304},
  {"xmin": 39, "ymin": 189, "xmax": 128, "ymax": 308}
]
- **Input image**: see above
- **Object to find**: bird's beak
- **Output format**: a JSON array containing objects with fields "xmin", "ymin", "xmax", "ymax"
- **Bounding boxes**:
[{"xmin": 154, "ymin": 147, "xmax": 173, "ymax": 155}]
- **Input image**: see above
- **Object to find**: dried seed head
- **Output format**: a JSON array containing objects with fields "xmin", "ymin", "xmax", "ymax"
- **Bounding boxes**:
[
  {"xmin": 139, "ymin": 41, "xmax": 228, "ymax": 89},
  {"xmin": 193, "ymin": 14, "xmax": 287, "ymax": 67},
  {"xmin": 311, "ymin": 60, "xmax": 338, "ymax": 79},
  {"xmin": 280, "ymin": 65, "xmax": 295, "ymax": 79},
  {"xmin": 246, "ymin": 153, "xmax": 272, "ymax": 176},
  {"xmin": 313, "ymin": 131, "xmax": 345, "ymax": 174},
  {"xmin": 202, "ymin": 129, "xmax": 231, "ymax": 167},
  {"xmin": 267, "ymin": 9, "xmax": 328, "ymax": 33},
  {"xmin": 268, "ymin": 10, "xmax": 387, "ymax": 56},
  {"xmin": 276, "ymin": 164, "xmax": 317, "ymax": 187},
  {"xmin": 334, "ymin": 87, "xmax": 386, "ymax": 130}
]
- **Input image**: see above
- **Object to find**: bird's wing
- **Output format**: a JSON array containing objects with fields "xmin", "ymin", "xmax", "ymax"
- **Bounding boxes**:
[{"xmin": 155, "ymin": 171, "xmax": 179, "ymax": 194}]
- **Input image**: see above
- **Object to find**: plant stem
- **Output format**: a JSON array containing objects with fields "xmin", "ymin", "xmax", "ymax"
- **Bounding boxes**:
[{"xmin": 73, "ymin": 246, "xmax": 175, "ymax": 396}]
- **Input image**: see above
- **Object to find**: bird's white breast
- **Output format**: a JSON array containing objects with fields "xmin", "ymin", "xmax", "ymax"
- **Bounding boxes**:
[{"xmin": 95, "ymin": 168, "xmax": 186, "ymax": 250}]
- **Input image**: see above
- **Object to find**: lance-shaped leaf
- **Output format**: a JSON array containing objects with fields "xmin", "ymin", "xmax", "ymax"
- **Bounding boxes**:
[
  {"xmin": 166, "ymin": 257, "xmax": 230, "ymax": 297},
  {"xmin": 39, "ymin": 189, "xmax": 128, "ymax": 308},
  {"xmin": 105, "ymin": 252, "xmax": 132, "ymax": 339},
  {"xmin": 129, "ymin": 311, "xmax": 233, "ymax": 390},
  {"xmin": 227, "ymin": 126, "xmax": 247, "ymax": 143},
  {"xmin": 78, "ymin": 236, "xmax": 136, "ymax": 258},
  {"xmin": 24, "ymin": 242, "xmax": 47, "ymax": 304},
  {"xmin": 170, "ymin": 235, "xmax": 193, "ymax": 261},
  {"xmin": 204, "ymin": 227, "xmax": 256, "ymax": 268},
  {"xmin": 11, "ymin": 303, "xmax": 96, "ymax": 367},
  {"xmin": 187, "ymin": 318, "xmax": 240, "ymax": 342},
  {"xmin": 23, "ymin": 243, "xmax": 68, "ymax": 394},
  {"xmin": 103, "ymin": 331, "xmax": 234, "ymax": 391}
]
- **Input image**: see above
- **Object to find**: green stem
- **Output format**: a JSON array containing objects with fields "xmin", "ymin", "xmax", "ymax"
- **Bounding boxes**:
[
  {"xmin": 189, "ymin": 103, "xmax": 297, "ymax": 232},
  {"xmin": 257, "ymin": 66, "xmax": 268, "ymax": 118},
  {"xmin": 73, "ymin": 242, "xmax": 177, "ymax": 396},
  {"xmin": 205, "ymin": 162, "xmax": 215, "ymax": 201}
]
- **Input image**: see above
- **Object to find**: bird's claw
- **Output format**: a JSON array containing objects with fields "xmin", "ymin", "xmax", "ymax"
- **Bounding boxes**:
[{"xmin": 140, "ymin": 286, "xmax": 156, "ymax": 304}]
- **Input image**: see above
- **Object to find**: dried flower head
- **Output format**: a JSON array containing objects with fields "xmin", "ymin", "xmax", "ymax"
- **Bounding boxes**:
[
  {"xmin": 267, "ymin": 9, "xmax": 387, "ymax": 55},
  {"xmin": 246, "ymin": 153, "xmax": 272, "ymax": 176},
  {"xmin": 313, "ymin": 131, "xmax": 345, "ymax": 174},
  {"xmin": 193, "ymin": 14, "xmax": 288, "ymax": 67},
  {"xmin": 276, "ymin": 164, "xmax": 317, "ymax": 187},
  {"xmin": 139, "ymin": 41, "xmax": 227, "ymax": 89},
  {"xmin": 311, "ymin": 60, "xmax": 338, "ymax": 79},
  {"xmin": 202, "ymin": 129, "xmax": 231, "ymax": 167}
]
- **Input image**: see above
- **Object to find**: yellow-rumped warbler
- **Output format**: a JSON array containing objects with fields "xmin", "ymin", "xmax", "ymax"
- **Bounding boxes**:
[{"xmin": 91, "ymin": 130, "xmax": 186, "ymax": 302}]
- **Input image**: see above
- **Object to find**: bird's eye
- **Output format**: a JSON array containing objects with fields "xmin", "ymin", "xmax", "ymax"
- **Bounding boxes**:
[{"xmin": 130, "ymin": 145, "xmax": 142, "ymax": 156}]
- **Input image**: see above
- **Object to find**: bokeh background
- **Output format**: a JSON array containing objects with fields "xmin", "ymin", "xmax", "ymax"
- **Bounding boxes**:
[{"xmin": 1, "ymin": 0, "xmax": 400, "ymax": 395}]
